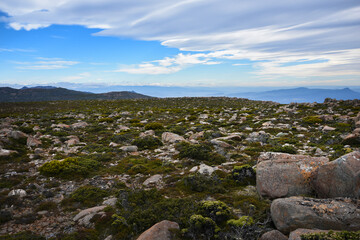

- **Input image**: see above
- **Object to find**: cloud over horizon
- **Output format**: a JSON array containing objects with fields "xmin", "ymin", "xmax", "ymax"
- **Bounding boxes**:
[{"xmin": 0, "ymin": 0, "xmax": 359, "ymax": 83}]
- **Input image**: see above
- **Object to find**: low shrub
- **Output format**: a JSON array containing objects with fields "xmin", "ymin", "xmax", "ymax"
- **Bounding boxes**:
[
  {"xmin": 269, "ymin": 145, "xmax": 297, "ymax": 154},
  {"xmin": 132, "ymin": 136, "xmax": 163, "ymax": 150},
  {"xmin": 175, "ymin": 141, "xmax": 226, "ymax": 165},
  {"xmin": 301, "ymin": 230, "xmax": 360, "ymax": 240},
  {"xmin": 198, "ymin": 200, "xmax": 232, "ymax": 225},
  {"xmin": 227, "ymin": 216, "xmax": 254, "ymax": 227},
  {"xmin": 303, "ymin": 116, "xmax": 323, "ymax": 124},
  {"xmin": 62, "ymin": 186, "xmax": 108, "ymax": 208},
  {"xmin": 232, "ymin": 165, "xmax": 256, "ymax": 185},
  {"xmin": 39, "ymin": 157, "xmax": 100, "ymax": 179},
  {"xmin": 144, "ymin": 122, "xmax": 164, "ymax": 130}
]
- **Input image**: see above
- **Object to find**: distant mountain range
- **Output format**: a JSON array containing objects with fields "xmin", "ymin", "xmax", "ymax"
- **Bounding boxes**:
[
  {"xmin": 229, "ymin": 87, "xmax": 360, "ymax": 104},
  {"xmin": 0, "ymin": 87, "xmax": 152, "ymax": 102},
  {"xmin": 0, "ymin": 86, "xmax": 359, "ymax": 103}
]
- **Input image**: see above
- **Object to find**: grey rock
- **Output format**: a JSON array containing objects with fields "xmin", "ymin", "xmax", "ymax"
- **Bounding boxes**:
[
  {"xmin": 120, "ymin": 145, "xmax": 138, "ymax": 152},
  {"xmin": 73, "ymin": 205, "xmax": 106, "ymax": 227},
  {"xmin": 190, "ymin": 164, "xmax": 218, "ymax": 175},
  {"xmin": 8, "ymin": 189, "xmax": 27, "ymax": 198},
  {"xmin": 103, "ymin": 197, "xmax": 117, "ymax": 207},
  {"xmin": 27, "ymin": 136, "xmax": 42, "ymax": 148},
  {"xmin": 312, "ymin": 151, "xmax": 360, "ymax": 198},
  {"xmin": 136, "ymin": 220, "xmax": 179, "ymax": 240},
  {"xmin": 162, "ymin": 132, "xmax": 185, "ymax": 144},
  {"xmin": 143, "ymin": 174, "xmax": 163, "ymax": 188},
  {"xmin": 256, "ymin": 152, "xmax": 329, "ymax": 199},
  {"xmin": 260, "ymin": 230, "xmax": 288, "ymax": 240},
  {"xmin": 288, "ymin": 229, "xmax": 334, "ymax": 240},
  {"xmin": 271, "ymin": 197, "xmax": 360, "ymax": 234}
]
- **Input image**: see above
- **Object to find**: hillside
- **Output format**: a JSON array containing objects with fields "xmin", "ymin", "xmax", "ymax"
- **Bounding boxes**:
[
  {"xmin": 0, "ymin": 97, "xmax": 359, "ymax": 239},
  {"xmin": 0, "ymin": 87, "xmax": 152, "ymax": 102}
]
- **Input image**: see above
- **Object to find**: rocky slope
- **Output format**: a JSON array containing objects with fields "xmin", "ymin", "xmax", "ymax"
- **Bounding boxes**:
[{"xmin": 0, "ymin": 97, "xmax": 359, "ymax": 239}]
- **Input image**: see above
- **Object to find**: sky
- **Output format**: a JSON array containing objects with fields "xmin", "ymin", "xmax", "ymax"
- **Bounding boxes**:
[{"xmin": 0, "ymin": 0, "xmax": 360, "ymax": 88}]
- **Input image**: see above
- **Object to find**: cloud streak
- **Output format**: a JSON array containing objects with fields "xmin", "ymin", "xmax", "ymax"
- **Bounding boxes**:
[
  {"xmin": 0, "ymin": 0, "xmax": 359, "ymax": 80},
  {"xmin": 14, "ymin": 58, "xmax": 79, "ymax": 70}
]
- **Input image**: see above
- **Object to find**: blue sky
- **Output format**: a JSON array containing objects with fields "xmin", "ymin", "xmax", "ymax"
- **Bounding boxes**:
[{"xmin": 0, "ymin": 0, "xmax": 360, "ymax": 87}]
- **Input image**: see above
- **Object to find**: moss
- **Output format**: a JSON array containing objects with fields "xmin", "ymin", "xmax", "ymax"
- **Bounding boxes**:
[
  {"xmin": 227, "ymin": 216, "xmax": 254, "ymax": 227},
  {"xmin": 232, "ymin": 164, "xmax": 256, "ymax": 185}
]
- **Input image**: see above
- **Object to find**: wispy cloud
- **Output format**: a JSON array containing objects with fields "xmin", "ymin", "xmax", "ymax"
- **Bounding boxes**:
[
  {"xmin": 14, "ymin": 57, "xmax": 79, "ymax": 70},
  {"xmin": 117, "ymin": 53, "xmax": 221, "ymax": 74},
  {"xmin": 0, "ymin": 48, "xmax": 35, "ymax": 52},
  {"xmin": 0, "ymin": 0, "xmax": 359, "ymax": 80}
]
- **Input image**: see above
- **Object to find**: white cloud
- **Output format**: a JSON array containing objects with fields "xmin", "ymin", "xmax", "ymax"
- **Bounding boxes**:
[
  {"xmin": 117, "ymin": 53, "xmax": 220, "ymax": 74},
  {"xmin": 1, "ymin": 0, "xmax": 359, "ymax": 79},
  {"xmin": 14, "ymin": 58, "xmax": 79, "ymax": 70}
]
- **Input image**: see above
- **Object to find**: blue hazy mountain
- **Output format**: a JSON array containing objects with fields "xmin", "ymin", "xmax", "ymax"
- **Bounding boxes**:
[{"xmin": 229, "ymin": 87, "xmax": 360, "ymax": 104}]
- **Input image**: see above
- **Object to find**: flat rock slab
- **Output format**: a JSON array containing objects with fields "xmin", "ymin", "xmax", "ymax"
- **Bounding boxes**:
[
  {"xmin": 271, "ymin": 197, "xmax": 360, "ymax": 234},
  {"xmin": 312, "ymin": 151, "xmax": 360, "ymax": 198},
  {"xmin": 256, "ymin": 152, "xmax": 329, "ymax": 199},
  {"xmin": 136, "ymin": 220, "xmax": 179, "ymax": 240}
]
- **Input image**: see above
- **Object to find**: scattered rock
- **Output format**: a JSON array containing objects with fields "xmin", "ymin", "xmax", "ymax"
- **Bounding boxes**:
[
  {"xmin": 246, "ymin": 131, "xmax": 269, "ymax": 143},
  {"xmin": 71, "ymin": 121, "xmax": 88, "ymax": 128},
  {"xmin": 256, "ymin": 152, "xmax": 329, "ymax": 199},
  {"xmin": 102, "ymin": 198, "xmax": 117, "ymax": 207},
  {"xmin": 73, "ymin": 206, "xmax": 106, "ymax": 227},
  {"xmin": 271, "ymin": 196, "xmax": 360, "ymax": 234},
  {"xmin": 322, "ymin": 126, "xmax": 336, "ymax": 132},
  {"xmin": 162, "ymin": 132, "xmax": 185, "ymax": 144},
  {"xmin": 190, "ymin": 164, "xmax": 218, "ymax": 175},
  {"xmin": 27, "ymin": 136, "xmax": 42, "ymax": 148},
  {"xmin": 312, "ymin": 151, "xmax": 360, "ymax": 198},
  {"xmin": 8, "ymin": 189, "xmax": 27, "ymax": 198},
  {"xmin": 9, "ymin": 130, "xmax": 27, "ymax": 139},
  {"xmin": 0, "ymin": 148, "xmax": 17, "ymax": 156},
  {"xmin": 120, "ymin": 145, "xmax": 138, "ymax": 152},
  {"xmin": 143, "ymin": 174, "xmax": 163, "ymax": 189},
  {"xmin": 136, "ymin": 220, "xmax": 179, "ymax": 240},
  {"xmin": 260, "ymin": 230, "xmax": 288, "ymax": 240}
]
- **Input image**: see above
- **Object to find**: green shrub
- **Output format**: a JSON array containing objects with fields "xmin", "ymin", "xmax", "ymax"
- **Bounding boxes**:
[
  {"xmin": 181, "ymin": 174, "xmax": 225, "ymax": 193},
  {"xmin": 39, "ymin": 157, "xmax": 100, "ymax": 179},
  {"xmin": 0, "ymin": 231, "xmax": 45, "ymax": 240},
  {"xmin": 176, "ymin": 141, "xmax": 226, "ymax": 165},
  {"xmin": 301, "ymin": 230, "xmax": 360, "ymax": 240},
  {"xmin": 107, "ymin": 156, "xmax": 173, "ymax": 175},
  {"xmin": 144, "ymin": 122, "xmax": 164, "ymax": 130},
  {"xmin": 269, "ymin": 145, "xmax": 297, "ymax": 154},
  {"xmin": 198, "ymin": 200, "xmax": 232, "ymax": 225},
  {"xmin": 186, "ymin": 214, "xmax": 217, "ymax": 238},
  {"xmin": 303, "ymin": 116, "xmax": 323, "ymax": 124},
  {"xmin": 113, "ymin": 189, "xmax": 196, "ymax": 240},
  {"xmin": 227, "ymin": 216, "xmax": 254, "ymax": 227},
  {"xmin": 232, "ymin": 165, "xmax": 256, "ymax": 185},
  {"xmin": 132, "ymin": 136, "xmax": 163, "ymax": 150},
  {"xmin": 63, "ymin": 186, "xmax": 108, "ymax": 208}
]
